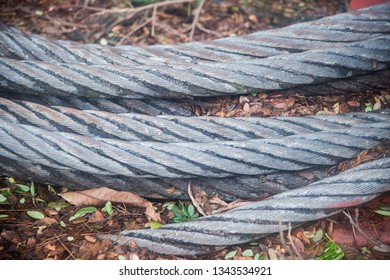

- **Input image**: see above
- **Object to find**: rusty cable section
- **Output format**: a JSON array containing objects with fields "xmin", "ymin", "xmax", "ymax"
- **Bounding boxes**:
[
  {"xmin": 100, "ymin": 157, "xmax": 390, "ymax": 255},
  {"xmin": 0, "ymin": 4, "xmax": 389, "ymax": 66}
]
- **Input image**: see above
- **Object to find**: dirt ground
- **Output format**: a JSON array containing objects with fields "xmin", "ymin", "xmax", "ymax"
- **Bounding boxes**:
[{"xmin": 0, "ymin": 0, "xmax": 389, "ymax": 260}]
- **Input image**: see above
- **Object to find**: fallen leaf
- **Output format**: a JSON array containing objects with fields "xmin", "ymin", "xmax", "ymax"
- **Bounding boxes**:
[
  {"xmin": 85, "ymin": 235, "xmax": 97, "ymax": 243},
  {"xmin": 188, "ymin": 183, "xmax": 207, "ymax": 216},
  {"xmin": 59, "ymin": 187, "xmax": 161, "ymax": 222},
  {"xmin": 45, "ymin": 244, "xmax": 56, "ymax": 251},
  {"xmin": 34, "ymin": 217, "xmax": 57, "ymax": 226},
  {"xmin": 1, "ymin": 230, "xmax": 22, "ymax": 244}
]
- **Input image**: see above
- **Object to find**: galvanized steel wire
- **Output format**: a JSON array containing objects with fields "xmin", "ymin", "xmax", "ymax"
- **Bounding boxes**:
[
  {"xmin": 0, "ymin": 3, "xmax": 389, "ymax": 255},
  {"xmin": 100, "ymin": 157, "xmax": 390, "ymax": 255}
]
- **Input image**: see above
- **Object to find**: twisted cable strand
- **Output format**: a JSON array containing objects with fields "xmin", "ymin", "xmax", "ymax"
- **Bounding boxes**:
[
  {"xmin": 99, "ymin": 157, "xmax": 390, "ymax": 255},
  {"xmin": 0, "ymin": 121, "xmax": 389, "ymax": 178},
  {"xmin": 0, "ymin": 154, "xmax": 332, "ymax": 201},
  {"xmin": 1, "ymin": 35, "xmax": 389, "ymax": 99},
  {"xmin": 1, "ymin": 4, "xmax": 389, "ymax": 65},
  {"xmin": 1, "ymin": 97, "xmax": 389, "ymax": 142}
]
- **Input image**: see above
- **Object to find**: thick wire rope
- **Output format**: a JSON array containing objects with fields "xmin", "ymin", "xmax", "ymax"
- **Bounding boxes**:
[
  {"xmin": 1, "ymin": 35, "xmax": 389, "ymax": 99},
  {"xmin": 0, "ymin": 120, "xmax": 389, "ymax": 179},
  {"xmin": 0, "ymin": 3, "xmax": 389, "ymax": 65},
  {"xmin": 100, "ymin": 157, "xmax": 390, "ymax": 255},
  {"xmin": 1, "ymin": 97, "xmax": 389, "ymax": 143}
]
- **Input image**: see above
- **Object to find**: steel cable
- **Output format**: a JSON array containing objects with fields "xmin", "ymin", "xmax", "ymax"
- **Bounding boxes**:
[
  {"xmin": 1, "ymin": 69, "xmax": 389, "ymax": 117},
  {"xmin": 99, "ymin": 157, "xmax": 390, "ymax": 255},
  {"xmin": 1, "ymin": 97, "xmax": 389, "ymax": 143},
  {"xmin": 0, "ymin": 154, "xmax": 332, "ymax": 200},
  {"xmin": 1, "ymin": 4, "xmax": 389, "ymax": 66},
  {"xmin": 0, "ymin": 121, "xmax": 389, "ymax": 179},
  {"xmin": 1, "ymin": 35, "xmax": 389, "ymax": 99}
]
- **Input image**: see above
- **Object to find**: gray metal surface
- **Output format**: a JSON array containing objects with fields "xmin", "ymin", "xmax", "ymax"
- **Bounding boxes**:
[
  {"xmin": 100, "ymin": 157, "xmax": 390, "ymax": 255},
  {"xmin": 1, "ymin": 3, "xmax": 389, "ymax": 65}
]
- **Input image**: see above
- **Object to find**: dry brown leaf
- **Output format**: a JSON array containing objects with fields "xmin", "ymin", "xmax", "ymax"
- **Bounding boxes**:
[
  {"xmin": 60, "ymin": 187, "xmax": 161, "ymax": 222},
  {"xmin": 34, "ymin": 217, "xmax": 57, "ymax": 226},
  {"xmin": 85, "ymin": 235, "xmax": 97, "ymax": 243},
  {"xmin": 347, "ymin": 100, "xmax": 360, "ymax": 107},
  {"xmin": 88, "ymin": 210, "xmax": 104, "ymax": 223},
  {"xmin": 45, "ymin": 244, "xmax": 56, "ymax": 251},
  {"xmin": 188, "ymin": 183, "xmax": 207, "ymax": 216}
]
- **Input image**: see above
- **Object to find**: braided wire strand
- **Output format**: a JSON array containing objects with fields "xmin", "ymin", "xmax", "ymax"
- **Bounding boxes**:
[
  {"xmin": 1, "ymin": 3, "xmax": 389, "ymax": 65},
  {"xmin": 0, "ymin": 120, "xmax": 389, "ymax": 179},
  {"xmin": 1, "ymin": 35, "xmax": 389, "ymax": 99},
  {"xmin": 1, "ymin": 96, "xmax": 389, "ymax": 142},
  {"xmin": 99, "ymin": 157, "xmax": 390, "ymax": 255}
]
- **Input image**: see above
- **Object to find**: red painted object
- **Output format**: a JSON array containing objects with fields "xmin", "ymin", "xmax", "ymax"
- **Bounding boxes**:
[{"xmin": 349, "ymin": 0, "xmax": 389, "ymax": 10}]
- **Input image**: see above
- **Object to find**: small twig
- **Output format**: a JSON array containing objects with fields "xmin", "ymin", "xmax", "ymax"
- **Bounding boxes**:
[
  {"xmin": 151, "ymin": 4, "xmax": 158, "ymax": 37},
  {"xmin": 287, "ymin": 222, "xmax": 304, "ymax": 260},
  {"xmin": 195, "ymin": 22, "xmax": 219, "ymax": 37},
  {"xmin": 54, "ymin": 233, "xmax": 76, "ymax": 260},
  {"xmin": 278, "ymin": 221, "xmax": 291, "ymax": 256},
  {"xmin": 118, "ymin": 17, "xmax": 153, "ymax": 45},
  {"xmin": 187, "ymin": 182, "xmax": 207, "ymax": 216},
  {"xmin": 189, "ymin": 0, "xmax": 207, "ymax": 41},
  {"xmin": 343, "ymin": 210, "xmax": 382, "ymax": 247},
  {"xmin": 64, "ymin": 0, "xmax": 196, "ymax": 15}
]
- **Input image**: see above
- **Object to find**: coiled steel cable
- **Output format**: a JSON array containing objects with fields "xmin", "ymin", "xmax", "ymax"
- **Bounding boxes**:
[
  {"xmin": 0, "ymin": 121, "xmax": 389, "ymax": 179},
  {"xmin": 1, "ymin": 35, "xmax": 389, "ymax": 99},
  {"xmin": 1, "ymin": 69, "xmax": 389, "ymax": 117},
  {"xmin": 100, "ymin": 157, "xmax": 390, "ymax": 255},
  {"xmin": 1, "ymin": 97, "xmax": 389, "ymax": 143},
  {"xmin": 0, "ymin": 4, "xmax": 390, "ymax": 66},
  {"xmin": 0, "ymin": 154, "xmax": 331, "ymax": 201},
  {"xmin": 0, "ymin": 3, "xmax": 389, "ymax": 66}
]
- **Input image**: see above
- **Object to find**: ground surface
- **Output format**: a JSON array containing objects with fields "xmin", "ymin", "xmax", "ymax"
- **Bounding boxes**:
[{"xmin": 0, "ymin": 0, "xmax": 389, "ymax": 260}]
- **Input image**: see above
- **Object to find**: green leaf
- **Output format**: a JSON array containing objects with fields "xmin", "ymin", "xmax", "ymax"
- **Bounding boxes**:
[
  {"xmin": 69, "ymin": 206, "xmax": 96, "ymax": 221},
  {"xmin": 15, "ymin": 184, "xmax": 30, "ymax": 193},
  {"xmin": 242, "ymin": 249, "xmax": 254, "ymax": 257},
  {"xmin": 225, "ymin": 250, "xmax": 237, "ymax": 259},
  {"xmin": 49, "ymin": 202, "xmax": 70, "ymax": 211},
  {"xmin": 173, "ymin": 216, "xmax": 185, "ymax": 223},
  {"xmin": 191, "ymin": 213, "xmax": 199, "ymax": 220},
  {"xmin": 48, "ymin": 185, "xmax": 57, "ymax": 194},
  {"xmin": 27, "ymin": 211, "xmax": 45, "ymax": 220},
  {"xmin": 19, "ymin": 197, "xmax": 25, "ymax": 204},
  {"xmin": 171, "ymin": 205, "xmax": 181, "ymax": 217},
  {"xmin": 8, "ymin": 177, "xmax": 15, "ymax": 184},
  {"xmin": 30, "ymin": 181, "xmax": 36, "ymax": 197},
  {"xmin": 60, "ymin": 221, "xmax": 66, "ymax": 227},
  {"xmin": 254, "ymin": 253, "xmax": 265, "ymax": 260},
  {"xmin": 312, "ymin": 229, "xmax": 324, "ymax": 242},
  {"xmin": 164, "ymin": 203, "xmax": 174, "ymax": 211},
  {"xmin": 118, "ymin": 255, "xmax": 127, "ymax": 260},
  {"xmin": 0, "ymin": 214, "xmax": 9, "ymax": 219},
  {"xmin": 374, "ymin": 210, "xmax": 390, "ymax": 217},
  {"xmin": 316, "ymin": 234, "xmax": 344, "ymax": 260},
  {"xmin": 67, "ymin": 236, "xmax": 74, "ymax": 242},
  {"xmin": 188, "ymin": 204, "xmax": 195, "ymax": 217},
  {"xmin": 102, "ymin": 201, "xmax": 114, "ymax": 216},
  {"xmin": 0, "ymin": 194, "xmax": 7, "ymax": 203},
  {"xmin": 379, "ymin": 205, "xmax": 390, "ymax": 211},
  {"xmin": 150, "ymin": 221, "xmax": 162, "ymax": 229}
]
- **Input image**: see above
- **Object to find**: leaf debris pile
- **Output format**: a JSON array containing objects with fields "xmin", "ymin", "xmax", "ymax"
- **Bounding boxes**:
[{"xmin": 0, "ymin": 0, "xmax": 389, "ymax": 260}]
